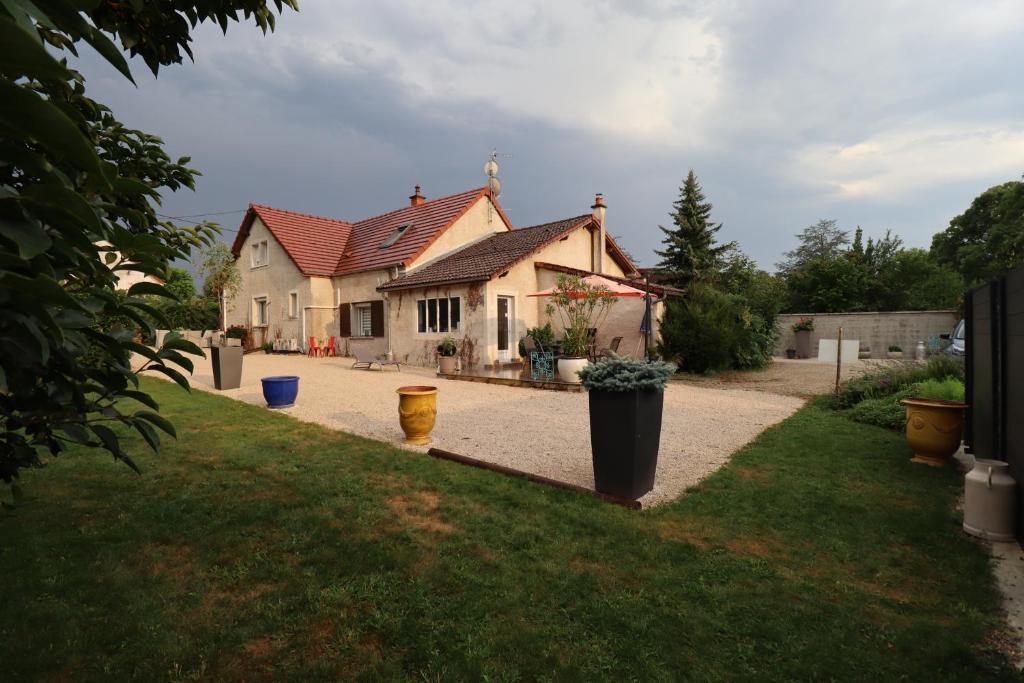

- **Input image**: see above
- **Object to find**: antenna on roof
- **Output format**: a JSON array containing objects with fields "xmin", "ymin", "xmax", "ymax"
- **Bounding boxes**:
[{"xmin": 484, "ymin": 149, "xmax": 510, "ymax": 198}]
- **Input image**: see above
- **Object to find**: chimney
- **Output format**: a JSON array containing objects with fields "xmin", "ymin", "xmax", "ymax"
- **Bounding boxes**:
[
  {"xmin": 409, "ymin": 185, "xmax": 425, "ymax": 207},
  {"xmin": 591, "ymin": 193, "xmax": 606, "ymax": 274}
]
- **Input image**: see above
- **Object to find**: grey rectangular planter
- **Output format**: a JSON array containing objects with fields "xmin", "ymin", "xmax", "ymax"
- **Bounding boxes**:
[{"xmin": 211, "ymin": 345, "xmax": 243, "ymax": 390}]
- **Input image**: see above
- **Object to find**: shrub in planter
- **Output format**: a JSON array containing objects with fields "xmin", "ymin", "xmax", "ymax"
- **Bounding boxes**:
[
  {"xmin": 545, "ymin": 275, "xmax": 618, "ymax": 383},
  {"xmin": 437, "ymin": 335, "xmax": 459, "ymax": 374},
  {"xmin": 579, "ymin": 355, "xmax": 676, "ymax": 499},
  {"xmin": 792, "ymin": 317, "xmax": 815, "ymax": 333},
  {"xmin": 518, "ymin": 323, "xmax": 556, "ymax": 357}
]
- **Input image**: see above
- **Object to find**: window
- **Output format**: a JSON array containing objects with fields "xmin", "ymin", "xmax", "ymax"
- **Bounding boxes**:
[
  {"xmin": 288, "ymin": 291, "xmax": 298, "ymax": 318},
  {"xmin": 253, "ymin": 296, "xmax": 268, "ymax": 326},
  {"xmin": 250, "ymin": 239, "xmax": 269, "ymax": 268},
  {"xmin": 416, "ymin": 296, "xmax": 460, "ymax": 334},
  {"xmin": 353, "ymin": 303, "xmax": 373, "ymax": 337},
  {"xmin": 379, "ymin": 223, "xmax": 412, "ymax": 249}
]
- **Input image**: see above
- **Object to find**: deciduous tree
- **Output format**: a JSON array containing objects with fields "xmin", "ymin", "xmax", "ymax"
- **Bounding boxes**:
[
  {"xmin": 931, "ymin": 180, "xmax": 1024, "ymax": 285},
  {"xmin": 0, "ymin": 0, "xmax": 296, "ymax": 485}
]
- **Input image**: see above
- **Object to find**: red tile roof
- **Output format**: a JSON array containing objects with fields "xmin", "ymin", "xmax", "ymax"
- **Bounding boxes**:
[
  {"xmin": 230, "ymin": 187, "xmax": 512, "ymax": 277},
  {"xmin": 232, "ymin": 204, "xmax": 353, "ymax": 276}
]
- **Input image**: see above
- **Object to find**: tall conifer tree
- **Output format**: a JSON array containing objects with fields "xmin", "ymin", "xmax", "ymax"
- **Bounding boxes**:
[{"xmin": 655, "ymin": 170, "xmax": 733, "ymax": 289}]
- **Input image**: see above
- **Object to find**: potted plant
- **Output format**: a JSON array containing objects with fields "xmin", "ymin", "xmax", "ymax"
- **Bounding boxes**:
[
  {"xmin": 887, "ymin": 344, "xmax": 903, "ymax": 359},
  {"xmin": 792, "ymin": 317, "xmax": 814, "ymax": 359},
  {"xmin": 437, "ymin": 335, "xmax": 459, "ymax": 374},
  {"xmin": 545, "ymin": 275, "xmax": 618, "ymax": 383},
  {"xmin": 225, "ymin": 325, "xmax": 246, "ymax": 348},
  {"xmin": 580, "ymin": 355, "xmax": 676, "ymax": 499}
]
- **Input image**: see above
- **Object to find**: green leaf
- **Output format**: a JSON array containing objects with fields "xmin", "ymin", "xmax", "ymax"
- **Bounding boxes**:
[
  {"xmin": 158, "ymin": 349, "xmax": 193, "ymax": 374},
  {"xmin": 0, "ymin": 213, "xmax": 52, "ymax": 258},
  {"xmin": 0, "ymin": 79, "xmax": 106, "ymax": 182},
  {"xmin": 0, "ymin": 271, "xmax": 87, "ymax": 310},
  {"xmin": 122, "ymin": 389, "xmax": 159, "ymax": 411},
  {"xmin": 125, "ymin": 341, "xmax": 160, "ymax": 363},
  {"xmin": 22, "ymin": 183, "xmax": 104, "ymax": 234},
  {"xmin": 134, "ymin": 410, "xmax": 176, "ymax": 438},
  {"xmin": 81, "ymin": 26, "xmax": 135, "ymax": 84},
  {"xmin": 145, "ymin": 363, "xmax": 190, "ymax": 391},
  {"xmin": 127, "ymin": 281, "xmax": 174, "ymax": 299},
  {"xmin": 90, "ymin": 423, "xmax": 122, "ymax": 456},
  {"xmin": 0, "ymin": 14, "xmax": 70, "ymax": 81},
  {"xmin": 160, "ymin": 336, "xmax": 203, "ymax": 356},
  {"xmin": 133, "ymin": 418, "xmax": 160, "ymax": 452}
]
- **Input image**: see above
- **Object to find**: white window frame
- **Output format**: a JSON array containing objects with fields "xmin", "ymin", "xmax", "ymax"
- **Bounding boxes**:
[
  {"xmin": 250, "ymin": 239, "xmax": 269, "ymax": 268},
  {"xmin": 253, "ymin": 295, "xmax": 269, "ymax": 327},
  {"xmin": 352, "ymin": 303, "xmax": 373, "ymax": 338},
  {"xmin": 288, "ymin": 290, "xmax": 298, "ymax": 319},
  {"xmin": 415, "ymin": 296, "xmax": 461, "ymax": 335}
]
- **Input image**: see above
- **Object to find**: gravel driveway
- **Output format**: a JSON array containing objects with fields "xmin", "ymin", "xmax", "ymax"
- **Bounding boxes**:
[{"xmin": 179, "ymin": 353, "xmax": 804, "ymax": 507}]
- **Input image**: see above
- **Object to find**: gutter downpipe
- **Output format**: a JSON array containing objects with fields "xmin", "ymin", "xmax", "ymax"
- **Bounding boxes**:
[{"xmin": 302, "ymin": 305, "xmax": 337, "ymax": 353}]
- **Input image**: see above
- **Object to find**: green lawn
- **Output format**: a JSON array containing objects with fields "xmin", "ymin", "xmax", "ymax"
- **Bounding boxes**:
[{"xmin": 1, "ymin": 380, "xmax": 1017, "ymax": 681}]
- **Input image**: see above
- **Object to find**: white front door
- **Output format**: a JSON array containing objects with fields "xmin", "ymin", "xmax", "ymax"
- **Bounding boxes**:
[{"xmin": 496, "ymin": 296, "xmax": 514, "ymax": 362}]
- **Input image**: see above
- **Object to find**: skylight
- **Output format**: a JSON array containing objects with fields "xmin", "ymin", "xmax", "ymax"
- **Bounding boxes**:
[{"xmin": 379, "ymin": 223, "xmax": 412, "ymax": 249}]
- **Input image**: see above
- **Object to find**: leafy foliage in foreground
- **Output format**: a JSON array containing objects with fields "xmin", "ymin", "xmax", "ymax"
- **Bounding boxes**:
[
  {"xmin": 0, "ymin": 379, "xmax": 1015, "ymax": 680},
  {"xmin": 0, "ymin": 0, "xmax": 295, "ymax": 482}
]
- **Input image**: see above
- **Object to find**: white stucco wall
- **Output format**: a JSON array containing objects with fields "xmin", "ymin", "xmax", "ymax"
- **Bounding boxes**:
[
  {"xmin": 407, "ymin": 196, "xmax": 509, "ymax": 269},
  {"xmin": 226, "ymin": 216, "xmax": 311, "ymax": 347},
  {"xmin": 386, "ymin": 282, "xmax": 488, "ymax": 368}
]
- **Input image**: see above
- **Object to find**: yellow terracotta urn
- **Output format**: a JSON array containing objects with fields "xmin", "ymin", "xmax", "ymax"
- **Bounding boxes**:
[
  {"xmin": 900, "ymin": 397, "xmax": 968, "ymax": 467},
  {"xmin": 396, "ymin": 385, "xmax": 438, "ymax": 445}
]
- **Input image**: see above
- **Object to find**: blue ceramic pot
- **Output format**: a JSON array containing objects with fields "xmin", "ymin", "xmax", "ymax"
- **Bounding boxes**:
[{"xmin": 261, "ymin": 375, "xmax": 299, "ymax": 408}]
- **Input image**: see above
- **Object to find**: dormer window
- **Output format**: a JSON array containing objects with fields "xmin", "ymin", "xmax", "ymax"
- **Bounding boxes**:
[{"xmin": 379, "ymin": 223, "xmax": 412, "ymax": 249}]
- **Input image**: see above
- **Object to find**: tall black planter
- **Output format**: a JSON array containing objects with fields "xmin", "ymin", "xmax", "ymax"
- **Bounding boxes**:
[
  {"xmin": 589, "ymin": 388, "xmax": 664, "ymax": 499},
  {"xmin": 211, "ymin": 345, "xmax": 243, "ymax": 390}
]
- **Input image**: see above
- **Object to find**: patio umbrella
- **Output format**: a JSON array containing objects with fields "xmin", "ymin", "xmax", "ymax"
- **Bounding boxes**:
[
  {"xmin": 640, "ymin": 294, "xmax": 652, "ymax": 334},
  {"xmin": 527, "ymin": 274, "xmax": 647, "ymax": 298}
]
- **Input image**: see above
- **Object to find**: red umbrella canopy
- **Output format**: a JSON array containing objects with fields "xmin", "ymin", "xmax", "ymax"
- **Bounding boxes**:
[{"xmin": 528, "ymin": 274, "xmax": 646, "ymax": 298}]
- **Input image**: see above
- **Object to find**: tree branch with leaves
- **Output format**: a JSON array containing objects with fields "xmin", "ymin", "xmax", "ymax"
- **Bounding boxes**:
[{"xmin": 0, "ymin": 0, "xmax": 297, "ymax": 487}]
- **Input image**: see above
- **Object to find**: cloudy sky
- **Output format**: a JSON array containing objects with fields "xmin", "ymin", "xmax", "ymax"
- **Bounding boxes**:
[{"xmin": 79, "ymin": 0, "xmax": 1024, "ymax": 269}]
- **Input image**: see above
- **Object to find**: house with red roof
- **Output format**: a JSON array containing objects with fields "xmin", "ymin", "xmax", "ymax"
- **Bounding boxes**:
[{"xmin": 228, "ymin": 184, "xmax": 669, "ymax": 367}]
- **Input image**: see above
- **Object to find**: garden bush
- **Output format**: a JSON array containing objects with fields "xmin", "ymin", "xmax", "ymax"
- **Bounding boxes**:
[
  {"xmin": 846, "ymin": 377, "xmax": 965, "ymax": 430},
  {"xmin": 836, "ymin": 355, "xmax": 964, "ymax": 408},
  {"xmin": 659, "ymin": 284, "xmax": 777, "ymax": 374}
]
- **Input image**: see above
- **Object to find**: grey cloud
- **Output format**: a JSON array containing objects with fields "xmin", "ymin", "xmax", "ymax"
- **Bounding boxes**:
[{"xmin": 71, "ymin": 1, "xmax": 1024, "ymax": 271}]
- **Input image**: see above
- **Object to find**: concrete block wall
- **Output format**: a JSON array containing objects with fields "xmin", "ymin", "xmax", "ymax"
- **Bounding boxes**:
[{"xmin": 775, "ymin": 311, "xmax": 959, "ymax": 359}]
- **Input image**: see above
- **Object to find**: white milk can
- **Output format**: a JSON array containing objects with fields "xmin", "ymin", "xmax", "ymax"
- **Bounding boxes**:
[
  {"xmin": 964, "ymin": 459, "xmax": 1016, "ymax": 542},
  {"xmin": 914, "ymin": 340, "xmax": 927, "ymax": 360}
]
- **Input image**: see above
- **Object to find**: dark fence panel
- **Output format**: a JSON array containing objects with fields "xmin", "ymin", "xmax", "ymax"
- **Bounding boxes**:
[
  {"xmin": 967, "ymin": 284, "xmax": 995, "ymax": 458},
  {"xmin": 966, "ymin": 263, "xmax": 1024, "ymax": 537}
]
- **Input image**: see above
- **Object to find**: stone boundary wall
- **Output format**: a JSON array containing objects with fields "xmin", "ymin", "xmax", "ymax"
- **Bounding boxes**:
[{"xmin": 774, "ymin": 311, "xmax": 959, "ymax": 359}]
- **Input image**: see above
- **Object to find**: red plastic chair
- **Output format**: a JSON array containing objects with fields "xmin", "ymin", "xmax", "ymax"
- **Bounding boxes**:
[
  {"xmin": 307, "ymin": 336, "xmax": 321, "ymax": 358},
  {"xmin": 323, "ymin": 335, "xmax": 336, "ymax": 357}
]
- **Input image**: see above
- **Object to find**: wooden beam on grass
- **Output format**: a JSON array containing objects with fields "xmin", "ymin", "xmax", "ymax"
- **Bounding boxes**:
[{"xmin": 427, "ymin": 447, "xmax": 642, "ymax": 510}]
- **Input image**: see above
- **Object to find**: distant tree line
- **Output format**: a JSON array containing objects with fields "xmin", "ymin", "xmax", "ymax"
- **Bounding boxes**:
[{"xmin": 653, "ymin": 172, "xmax": 1024, "ymax": 373}]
